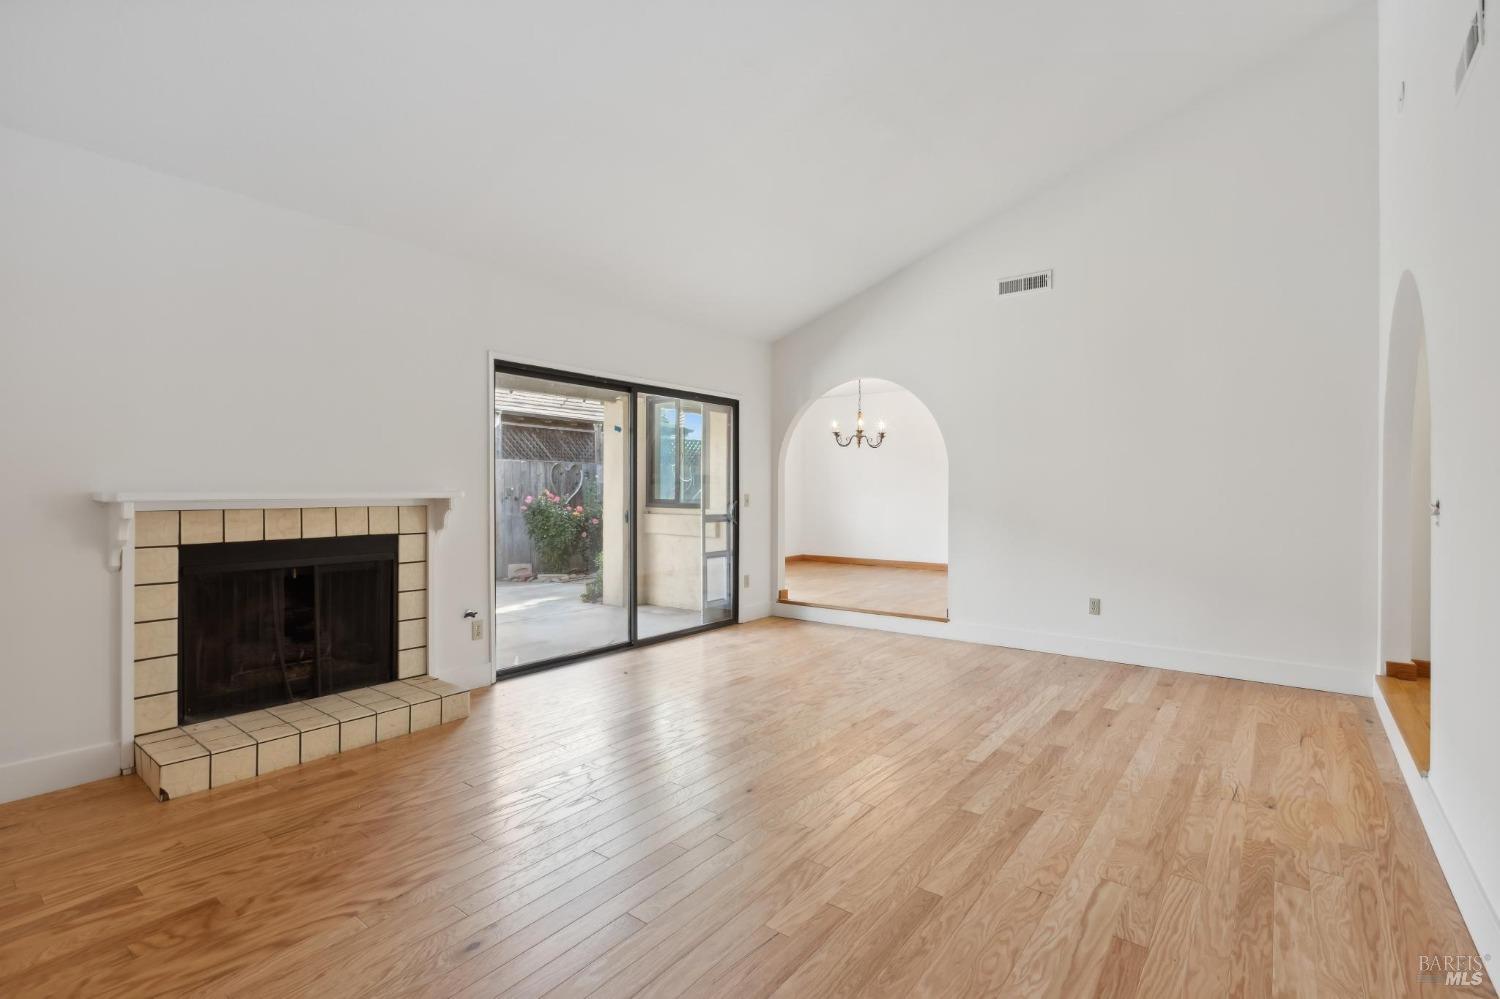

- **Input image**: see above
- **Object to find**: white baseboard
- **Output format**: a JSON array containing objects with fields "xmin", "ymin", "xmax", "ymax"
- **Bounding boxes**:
[
  {"xmin": 739, "ymin": 600, "xmax": 772, "ymax": 622},
  {"xmin": 0, "ymin": 741, "xmax": 121, "ymax": 804},
  {"xmin": 443, "ymin": 659, "xmax": 499, "ymax": 691},
  {"xmin": 770, "ymin": 603, "xmax": 1372, "ymax": 696},
  {"xmin": 1373, "ymin": 686, "xmax": 1500, "ymax": 982}
]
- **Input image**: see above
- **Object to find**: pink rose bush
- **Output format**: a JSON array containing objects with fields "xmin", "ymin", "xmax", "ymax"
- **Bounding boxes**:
[{"xmin": 521, "ymin": 488, "xmax": 604, "ymax": 573}]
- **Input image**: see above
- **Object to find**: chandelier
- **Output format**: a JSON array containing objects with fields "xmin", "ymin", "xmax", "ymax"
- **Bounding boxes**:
[{"xmin": 831, "ymin": 379, "xmax": 886, "ymax": 449}]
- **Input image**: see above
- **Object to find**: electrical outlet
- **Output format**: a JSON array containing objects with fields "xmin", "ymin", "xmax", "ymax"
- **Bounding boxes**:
[
  {"xmin": 470, "ymin": 617, "xmax": 483, "ymax": 641},
  {"xmin": 1088, "ymin": 598, "xmax": 1101, "ymax": 616},
  {"xmin": 743, "ymin": 574, "xmax": 751, "ymax": 589}
]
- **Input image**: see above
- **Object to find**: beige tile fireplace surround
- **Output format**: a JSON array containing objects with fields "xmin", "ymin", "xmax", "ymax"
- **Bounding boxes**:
[{"xmin": 104, "ymin": 499, "xmax": 469, "ymax": 800}]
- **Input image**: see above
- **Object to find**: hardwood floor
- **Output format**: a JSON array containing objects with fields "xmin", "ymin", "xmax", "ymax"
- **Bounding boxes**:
[
  {"xmin": 781, "ymin": 559, "xmax": 948, "ymax": 621},
  {"xmin": 1376, "ymin": 674, "xmax": 1432, "ymax": 774},
  {"xmin": 0, "ymin": 619, "xmax": 1488, "ymax": 997}
]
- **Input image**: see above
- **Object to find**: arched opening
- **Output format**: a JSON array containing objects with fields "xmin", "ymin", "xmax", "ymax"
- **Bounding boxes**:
[
  {"xmin": 776, "ymin": 377, "xmax": 949, "ymax": 621},
  {"xmin": 1378, "ymin": 271, "xmax": 1432, "ymax": 773}
]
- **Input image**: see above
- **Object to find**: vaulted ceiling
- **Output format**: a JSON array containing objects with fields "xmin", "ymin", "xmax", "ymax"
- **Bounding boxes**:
[{"xmin": 0, "ymin": 1, "xmax": 1362, "ymax": 338}]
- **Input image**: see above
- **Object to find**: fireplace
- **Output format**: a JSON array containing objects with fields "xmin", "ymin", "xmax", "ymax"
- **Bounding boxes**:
[{"xmin": 178, "ymin": 535, "xmax": 397, "ymax": 725}]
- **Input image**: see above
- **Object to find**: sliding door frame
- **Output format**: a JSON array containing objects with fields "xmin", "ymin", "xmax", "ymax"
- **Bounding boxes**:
[{"xmin": 490, "ymin": 357, "xmax": 740, "ymax": 681}]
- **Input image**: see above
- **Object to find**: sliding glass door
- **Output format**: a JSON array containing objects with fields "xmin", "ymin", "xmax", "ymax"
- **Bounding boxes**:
[
  {"xmin": 493, "ymin": 368, "xmax": 632, "ymax": 670},
  {"xmin": 494, "ymin": 362, "xmax": 737, "ymax": 675}
]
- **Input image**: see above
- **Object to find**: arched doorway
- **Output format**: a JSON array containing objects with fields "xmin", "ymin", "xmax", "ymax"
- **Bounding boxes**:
[
  {"xmin": 776, "ymin": 378, "xmax": 949, "ymax": 621},
  {"xmin": 1378, "ymin": 271, "xmax": 1432, "ymax": 773}
]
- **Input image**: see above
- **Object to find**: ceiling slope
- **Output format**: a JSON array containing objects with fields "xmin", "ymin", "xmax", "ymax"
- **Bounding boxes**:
[{"xmin": 0, "ymin": 0, "xmax": 1363, "ymax": 337}]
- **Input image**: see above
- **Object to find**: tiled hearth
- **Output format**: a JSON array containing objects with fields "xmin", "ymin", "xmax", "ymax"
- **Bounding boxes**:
[{"xmin": 134, "ymin": 675, "xmax": 469, "ymax": 800}]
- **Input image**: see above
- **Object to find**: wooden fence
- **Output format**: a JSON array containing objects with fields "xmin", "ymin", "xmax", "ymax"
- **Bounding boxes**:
[{"xmin": 494, "ymin": 459, "xmax": 601, "ymax": 575}]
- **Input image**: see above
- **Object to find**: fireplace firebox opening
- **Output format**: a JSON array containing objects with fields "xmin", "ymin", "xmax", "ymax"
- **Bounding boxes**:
[{"xmin": 178, "ymin": 535, "xmax": 397, "ymax": 725}]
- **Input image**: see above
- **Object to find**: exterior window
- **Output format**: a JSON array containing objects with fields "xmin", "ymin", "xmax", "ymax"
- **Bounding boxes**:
[{"xmin": 650, "ymin": 399, "xmax": 703, "ymax": 506}]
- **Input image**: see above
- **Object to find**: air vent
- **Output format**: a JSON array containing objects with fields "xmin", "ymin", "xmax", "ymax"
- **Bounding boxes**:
[
  {"xmin": 997, "ymin": 270, "xmax": 1053, "ymax": 297},
  {"xmin": 1456, "ymin": 2, "xmax": 1486, "ymax": 93}
]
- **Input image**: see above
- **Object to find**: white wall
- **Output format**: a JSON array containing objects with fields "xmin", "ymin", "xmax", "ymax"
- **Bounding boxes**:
[
  {"xmin": 773, "ymin": 9, "xmax": 1378, "ymax": 694},
  {"xmin": 0, "ymin": 125, "xmax": 772, "ymax": 802},
  {"xmin": 1378, "ymin": 0, "xmax": 1500, "ymax": 958},
  {"xmin": 784, "ymin": 383, "xmax": 948, "ymax": 564}
]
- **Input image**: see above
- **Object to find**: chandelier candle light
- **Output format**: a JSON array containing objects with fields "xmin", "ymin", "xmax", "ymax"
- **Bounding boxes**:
[{"xmin": 831, "ymin": 379, "xmax": 887, "ymax": 449}]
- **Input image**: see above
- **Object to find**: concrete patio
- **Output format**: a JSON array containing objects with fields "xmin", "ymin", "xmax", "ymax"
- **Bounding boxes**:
[{"xmin": 494, "ymin": 578, "xmax": 704, "ymax": 667}]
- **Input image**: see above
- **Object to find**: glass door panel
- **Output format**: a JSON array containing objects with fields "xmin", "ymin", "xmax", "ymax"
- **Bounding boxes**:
[
  {"xmin": 494, "ymin": 369, "xmax": 631, "ymax": 670},
  {"xmin": 635, "ymin": 393, "xmax": 736, "ymax": 639}
]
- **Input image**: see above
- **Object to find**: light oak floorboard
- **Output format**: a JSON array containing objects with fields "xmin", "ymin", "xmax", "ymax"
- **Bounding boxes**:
[
  {"xmin": 0, "ymin": 619, "xmax": 1487, "ymax": 997},
  {"xmin": 782, "ymin": 559, "xmax": 948, "ymax": 620},
  {"xmin": 1375, "ymin": 674, "xmax": 1431, "ymax": 773}
]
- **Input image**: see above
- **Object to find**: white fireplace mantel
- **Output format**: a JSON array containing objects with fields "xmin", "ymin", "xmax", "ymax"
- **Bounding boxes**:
[
  {"xmin": 93, "ymin": 490, "xmax": 463, "ymax": 505},
  {"xmin": 93, "ymin": 491, "xmax": 462, "ymax": 569}
]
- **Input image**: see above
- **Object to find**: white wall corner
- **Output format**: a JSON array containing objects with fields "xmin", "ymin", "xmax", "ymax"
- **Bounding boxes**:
[{"xmin": 739, "ymin": 600, "xmax": 773, "ymax": 623}]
